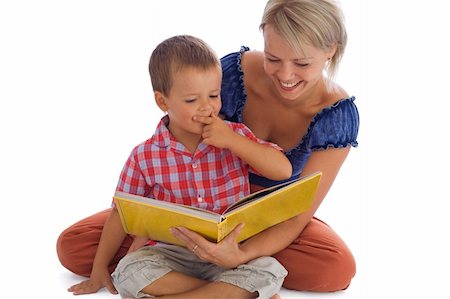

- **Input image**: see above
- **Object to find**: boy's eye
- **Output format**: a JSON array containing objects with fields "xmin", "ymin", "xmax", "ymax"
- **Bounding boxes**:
[
  {"xmin": 210, "ymin": 94, "xmax": 219, "ymax": 99},
  {"xmin": 185, "ymin": 99, "xmax": 196, "ymax": 103}
]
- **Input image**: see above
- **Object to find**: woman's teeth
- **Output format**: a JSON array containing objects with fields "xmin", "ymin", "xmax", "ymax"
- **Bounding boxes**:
[{"xmin": 280, "ymin": 81, "xmax": 300, "ymax": 88}]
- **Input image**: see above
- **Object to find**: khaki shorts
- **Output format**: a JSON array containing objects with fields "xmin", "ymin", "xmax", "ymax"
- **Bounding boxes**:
[{"xmin": 112, "ymin": 244, "xmax": 287, "ymax": 298}]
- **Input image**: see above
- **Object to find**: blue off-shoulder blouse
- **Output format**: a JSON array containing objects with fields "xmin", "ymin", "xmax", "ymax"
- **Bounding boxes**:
[{"xmin": 220, "ymin": 46, "xmax": 360, "ymax": 187}]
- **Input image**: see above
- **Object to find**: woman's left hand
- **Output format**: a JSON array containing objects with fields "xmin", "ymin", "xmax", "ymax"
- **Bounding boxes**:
[{"xmin": 170, "ymin": 223, "xmax": 246, "ymax": 269}]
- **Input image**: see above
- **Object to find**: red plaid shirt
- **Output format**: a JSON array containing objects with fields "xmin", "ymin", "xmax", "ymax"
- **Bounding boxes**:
[{"xmin": 115, "ymin": 116, "xmax": 281, "ymax": 214}]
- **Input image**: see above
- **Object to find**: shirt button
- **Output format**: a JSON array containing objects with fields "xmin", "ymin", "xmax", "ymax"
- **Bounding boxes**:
[
  {"xmin": 197, "ymin": 196, "xmax": 203, "ymax": 202},
  {"xmin": 192, "ymin": 163, "xmax": 198, "ymax": 169}
]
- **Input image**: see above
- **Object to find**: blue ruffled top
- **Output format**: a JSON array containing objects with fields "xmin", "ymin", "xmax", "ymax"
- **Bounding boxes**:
[{"xmin": 220, "ymin": 46, "xmax": 360, "ymax": 187}]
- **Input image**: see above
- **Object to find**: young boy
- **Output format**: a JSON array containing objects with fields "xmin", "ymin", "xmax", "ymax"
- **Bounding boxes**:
[{"xmin": 69, "ymin": 35, "xmax": 291, "ymax": 299}]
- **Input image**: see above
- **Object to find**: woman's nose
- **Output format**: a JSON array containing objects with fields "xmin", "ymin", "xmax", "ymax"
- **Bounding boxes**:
[{"xmin": 278, "ymin": 64, "xmax": 295, "ymax": 81}]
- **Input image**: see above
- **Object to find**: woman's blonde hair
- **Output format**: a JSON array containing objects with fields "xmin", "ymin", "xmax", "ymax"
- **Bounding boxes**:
[{"xmin": 260, "ymin": 0, "xmax": 347, "ymax": 91}]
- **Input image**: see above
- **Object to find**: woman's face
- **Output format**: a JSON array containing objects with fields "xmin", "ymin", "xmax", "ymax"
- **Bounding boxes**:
[{"xmin": 263, "ymin": 24, "xmax": 331, "ymax": 101}]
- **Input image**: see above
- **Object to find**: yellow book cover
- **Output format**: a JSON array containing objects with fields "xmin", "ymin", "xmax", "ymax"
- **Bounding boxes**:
[{"xmin": 114, "ymin": 171, "xmax": 322, "ymax": 245}]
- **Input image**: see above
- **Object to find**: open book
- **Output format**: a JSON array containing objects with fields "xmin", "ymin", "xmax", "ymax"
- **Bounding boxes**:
[{"xmin": 114, "ymin": 172, "xmax": 322, "ymax": 245}]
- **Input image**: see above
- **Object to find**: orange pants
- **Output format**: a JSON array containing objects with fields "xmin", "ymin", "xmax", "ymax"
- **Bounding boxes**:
[{"xmin": 56, "ymin": 208, "xmax": 355, "ymax": 292}]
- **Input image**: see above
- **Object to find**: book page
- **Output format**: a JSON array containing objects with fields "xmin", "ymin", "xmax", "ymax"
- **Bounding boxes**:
[
  {"xmin": 222, "ymin": 179, "xmax": 295, "ymax": 214},
  {"xmin": 114, "ymin": 191, "xmax": 223, "ymax": 222}
]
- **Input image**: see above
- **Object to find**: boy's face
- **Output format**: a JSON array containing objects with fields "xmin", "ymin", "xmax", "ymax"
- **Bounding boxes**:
[{"xmin": 160, "ymin": 66, "xmax": 222, "ymax": 139}]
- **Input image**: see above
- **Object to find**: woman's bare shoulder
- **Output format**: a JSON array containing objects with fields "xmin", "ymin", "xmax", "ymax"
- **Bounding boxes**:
[
  {"xmin": 241, "ymin": 50, "xmax": 268, "ymax": 90},
  {"xmin": 241, "ymin": 50, "xmax": 265, "ymax": 72},
  {"xmin": 324, "ymin": 82, "xmax": 350, "ymax": 105}
]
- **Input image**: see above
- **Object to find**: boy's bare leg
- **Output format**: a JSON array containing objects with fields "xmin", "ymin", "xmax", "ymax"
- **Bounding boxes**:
[
  {"xmin": 141, "ymin": 271, "xmax": 208, "ymax": 296},
  {"xmin": 139, "ymin": 271, "xmax": 258, "ymax": 299},
  {"xmin": 151, "ymin": 282, "xmax": 257, "ymax": 299},
  {"xmin": 125, "ymin": 271, "xmax": 281, "ymax": 299}
]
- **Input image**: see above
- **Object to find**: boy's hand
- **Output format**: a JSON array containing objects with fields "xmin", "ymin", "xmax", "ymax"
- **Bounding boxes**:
[
  {"xmin": 194, "ymin": 114, "xmax": 235, "ymax": 148},
  {"xmin": 67, "ymin": 267, "xmax": 117, "ymax": 295}
]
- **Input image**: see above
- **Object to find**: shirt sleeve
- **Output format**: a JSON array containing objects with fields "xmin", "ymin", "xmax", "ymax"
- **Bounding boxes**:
[
  {"xmin": 304, "ymin": 97, "xmax": 359, "ymax": 151},
  {"xmin": 116, "ymin": 147, "xmax": 149, "ymax": 194},
  {"xmin": 220, "ymin": 46, "xmax": 250, "ymax": 123}
]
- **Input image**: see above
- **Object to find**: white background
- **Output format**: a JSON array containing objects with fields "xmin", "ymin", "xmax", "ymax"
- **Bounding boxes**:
[{"xmin": 1, "ymin": 1, "xmax": 449, "ymax": 298}]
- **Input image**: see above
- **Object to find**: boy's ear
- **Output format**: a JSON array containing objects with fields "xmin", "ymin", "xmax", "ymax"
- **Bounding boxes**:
[{"xmin": 154, "ymin": 91, "xmax": 168, "ymax": 112}]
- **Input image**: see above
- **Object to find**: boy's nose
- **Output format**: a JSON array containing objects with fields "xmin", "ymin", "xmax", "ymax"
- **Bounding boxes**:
[
  {"xmin": 198, "ymin": 106, "xmax": 213, "ymax": 116},
  {"xmin": 198, "ymin": 101, "xmax": 213, "ymax": 116}
]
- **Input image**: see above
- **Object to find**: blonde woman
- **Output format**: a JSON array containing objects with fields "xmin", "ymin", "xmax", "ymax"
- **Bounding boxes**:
[{"xmin": 176, "ymin": 0, "xmax": 359, "ymax": 292}]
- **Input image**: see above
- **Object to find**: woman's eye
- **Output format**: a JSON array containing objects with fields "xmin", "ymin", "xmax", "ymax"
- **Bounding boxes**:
[
  {"xmin": 296, "ymin": 63, "xmax": 310, "ymax": 67},
  {"xmin": 185, "ymin": 99, "xmax": 196, "ymax": 103}
]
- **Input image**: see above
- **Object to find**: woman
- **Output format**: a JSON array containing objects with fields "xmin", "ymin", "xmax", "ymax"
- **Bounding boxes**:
[
  {"xmin": 59, "ymin": 0, "xmax": 359, "ymax": 296},
  {"xmin": 173, "ymin": 0, "xmax": 359, "ymax": 292}
]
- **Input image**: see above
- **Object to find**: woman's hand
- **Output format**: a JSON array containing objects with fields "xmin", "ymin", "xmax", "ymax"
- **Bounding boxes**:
[
  {"xmin": 67, "ymin": 266, "xmax": 117, "ymax": 295},
  {"xmin": 170, "ymin": 223, "xmax": 246, "ymax": 269}
]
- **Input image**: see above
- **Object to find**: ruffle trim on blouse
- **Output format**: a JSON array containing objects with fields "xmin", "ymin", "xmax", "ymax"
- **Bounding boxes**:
[
  {"xmin": 312, "ymin": 140, "xmax": 359, "ymax": 151},
  {"xmin": 227, "ymin": 46, "xmax": 359, "ymax": 154},
  {"xmin": 235, "ymin": 46, "xmax": 250, "ymax": 123},
  {"xmin": 285, "ymin": 96, "xmax": 359, "ymax": 155}
]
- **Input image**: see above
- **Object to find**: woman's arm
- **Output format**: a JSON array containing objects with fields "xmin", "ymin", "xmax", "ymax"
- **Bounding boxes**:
[
  {"xmin": 172, "ymin": 146, "xmax": 351, "ymax": 268},
  {"xmin": 239, "ymin": 147, "xmax": 351, "ymax": 261}
]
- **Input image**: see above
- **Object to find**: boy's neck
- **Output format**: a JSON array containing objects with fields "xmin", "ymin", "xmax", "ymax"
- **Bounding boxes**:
[
  {"xmin": 163, "ymin": 116, "xmax": 203, "ymax": 154},
  {"xmin": 182, "ymin": 137, "xmax": 202, "ymax": 154},
  {"xmin": 169, "ymin": 128, "xmax": 203, "ymax": 154}
]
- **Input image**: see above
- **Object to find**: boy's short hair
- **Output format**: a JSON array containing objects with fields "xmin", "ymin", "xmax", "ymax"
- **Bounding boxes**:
[{"xmin": 149, "ymin": 35, "xmax": 221, "ymax": 96}]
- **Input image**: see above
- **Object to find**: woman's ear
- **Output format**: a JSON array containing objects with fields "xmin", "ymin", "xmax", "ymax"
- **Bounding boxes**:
[
  {"xmin": 327, "ymin": 43, "xmax": 338, "ymax": 60},
  {"xmin": 155, "ymin": 91, "xmax": 168, "ymax": 113}
]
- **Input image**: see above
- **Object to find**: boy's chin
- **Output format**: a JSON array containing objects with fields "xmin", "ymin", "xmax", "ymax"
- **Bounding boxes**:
[{"xmin": 188, "ymin": 126, "xmax": 204, "ymax": 136}]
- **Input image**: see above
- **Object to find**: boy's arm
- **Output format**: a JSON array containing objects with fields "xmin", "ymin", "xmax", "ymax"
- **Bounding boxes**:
[
  {"xmin": 196, "ymin": 114, "xmax": 292, "ymax": 180},
  {"xmin": 68, "ymin": 208, "xmax": 126, "ymax": 295},
  {"xmin": 227, "ymin": 132, "xmax": 292, "ymax": 180}
]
